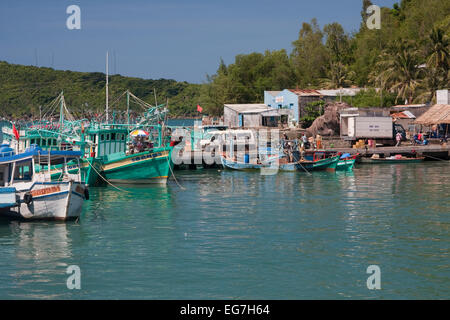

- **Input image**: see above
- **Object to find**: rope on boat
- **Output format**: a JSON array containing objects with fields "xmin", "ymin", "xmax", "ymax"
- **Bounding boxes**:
[
  {"xmin": 166, "ymin": 151, "xmax": 186, "ymax": 190},
  {"xmin": 422, "ymin": 154, "xmax": 448, "ymax": 162},
  {"xmin": 85, "ymin": 158, "xmax": 130, "ymax": 193},
  {"xmin": 296, "ymin": 161, "xmax": 312, "ymax": 175}
]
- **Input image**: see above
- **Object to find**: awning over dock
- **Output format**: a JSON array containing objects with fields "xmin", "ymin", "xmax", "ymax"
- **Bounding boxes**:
[{"xmin": 415, "ymin": 104, "xmax": 450, "ymax": 125}]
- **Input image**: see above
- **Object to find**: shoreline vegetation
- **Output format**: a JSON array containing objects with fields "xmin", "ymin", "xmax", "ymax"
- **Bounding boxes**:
[{"xmin": 0, "ymin": 0, "xmax": 448, "ymax": 121}]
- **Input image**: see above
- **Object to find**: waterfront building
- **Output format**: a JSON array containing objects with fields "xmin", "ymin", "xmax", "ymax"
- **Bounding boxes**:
[
  {"xmin": 223, "ymin": 104, "xmax": 292, "ymax": 128},
  {"xmin": 264, "ymin": 88, "xmax": 361, "ymax": 123}
]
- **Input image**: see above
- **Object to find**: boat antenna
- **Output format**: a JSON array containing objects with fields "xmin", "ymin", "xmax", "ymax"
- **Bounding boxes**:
[{"xmin": 106, "ymin": 51, "xmax": 109, "ymax": 123}]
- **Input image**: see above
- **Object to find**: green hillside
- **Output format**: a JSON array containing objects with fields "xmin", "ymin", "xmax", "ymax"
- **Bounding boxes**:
[{"xmin": 0, "ymin": 61, "xmax": 202, "ymax": 119}]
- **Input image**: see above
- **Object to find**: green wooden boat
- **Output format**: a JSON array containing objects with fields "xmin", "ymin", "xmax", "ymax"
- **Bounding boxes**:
[
  {"xmin": 102, "ymin": 147, "xmax": 173, "ymax": 184},
  {"xmin": 336, "ymin": 158, "xmax": 356, "ymax": 170}
]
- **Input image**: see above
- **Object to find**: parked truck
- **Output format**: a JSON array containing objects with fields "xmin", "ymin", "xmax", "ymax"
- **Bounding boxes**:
[{"xmin": 340, "ymin": 114, "xmax": 406, "ymax": 146}]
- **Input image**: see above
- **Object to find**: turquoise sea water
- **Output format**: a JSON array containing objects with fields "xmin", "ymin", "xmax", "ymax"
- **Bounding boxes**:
[{"xmin": 0, "ymin": 163, "xmax": 448, "ymax": 299}]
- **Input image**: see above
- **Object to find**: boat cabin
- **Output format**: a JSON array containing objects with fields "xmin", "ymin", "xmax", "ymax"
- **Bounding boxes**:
[
  {"xmin": 0, "ymin": 145, "xmax": 82, "ymax": 188},
  {"xmin": 85, "ymin": 126, "xmax": 128, "ymax": 158}
]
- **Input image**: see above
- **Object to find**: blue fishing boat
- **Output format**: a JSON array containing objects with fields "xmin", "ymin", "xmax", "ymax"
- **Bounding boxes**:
[{"xmin": 0, "ymin": 145, "xmax": 88, "ymax": 221}]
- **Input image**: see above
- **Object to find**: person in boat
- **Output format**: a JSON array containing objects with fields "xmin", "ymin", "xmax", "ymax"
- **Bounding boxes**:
[
  {"xmin": 300, "ymin": 145, "xmax": 305, "ymax": 161},
  {"xmin": 308, "ymin": 135, "xmax": 315, "ymax": 150},
  {"xmin": 301, "ymin": 133, "xmax": 309, "ymax": 149},
  {"xmin": 316, "ymin": 134, "xmax": 322, "ymax": 149}
]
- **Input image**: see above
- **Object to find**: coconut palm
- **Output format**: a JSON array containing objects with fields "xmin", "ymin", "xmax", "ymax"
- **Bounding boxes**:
[
  {"xmin": 321, "ymin": 61, "xmax": 355, "ymax": 89},
  {"xmin": 376, "ymin": 43, "xmax": 423, "ymax": 104},
  {"xmin": 426, "ymin": 28, "xmax": 449, "ymax": 89},
  {"xmin": 427, "ymin": 28, "xmax": 449, "ymax": 76}
]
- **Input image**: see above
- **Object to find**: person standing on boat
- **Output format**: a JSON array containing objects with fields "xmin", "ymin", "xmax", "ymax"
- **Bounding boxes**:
[
  {"xmin": 395, "ymin": 132, "xmax": 402, "ymax": 147},
  {"xmin": 301, "ymin": 133, "xmax": 308, "ymax": 149},
  {"xmin": 316, "ymin": 134, "xmax": 322, "ymax": 149}
]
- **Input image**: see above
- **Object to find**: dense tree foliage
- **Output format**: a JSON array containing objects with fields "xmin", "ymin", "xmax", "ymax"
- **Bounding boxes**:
[
  {"xmin": 202, "ymin": 0, "xmax": 449, "ymax": 115},
  {"xmin": 0, "ymin": 61, "xmax": 202, "ymax": 119}
]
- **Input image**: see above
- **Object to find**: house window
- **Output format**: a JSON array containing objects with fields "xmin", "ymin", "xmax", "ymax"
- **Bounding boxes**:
[
  {"xmin": 101, "ymin": 134, "xmax": 104, "ymax": 141},
  {"xmin": 111, "ymin": 133, "xmax": 116, "ymax": 141}
]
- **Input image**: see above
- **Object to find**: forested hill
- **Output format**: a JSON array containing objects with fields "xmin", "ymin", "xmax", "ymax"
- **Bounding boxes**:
[{"xmin": 0, "ymin": 61, "xmax": 202, "ymax": 119}]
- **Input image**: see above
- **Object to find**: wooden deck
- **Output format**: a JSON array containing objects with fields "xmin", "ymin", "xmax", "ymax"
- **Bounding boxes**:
[{"xmin": 331, "ymin": 144, "xmax": 450, "ymax": 160}]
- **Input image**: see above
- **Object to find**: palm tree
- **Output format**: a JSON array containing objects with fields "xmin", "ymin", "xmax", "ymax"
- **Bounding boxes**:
[
  {"xmin": 321, "ymin": 61, "xmax": 355, "ymax": 89},
  {"xmin": 427, "ymin": 28, "xmax": 449, "ymax": 75},
  {"xmin": 376, "ymin": 43, "xmax": 422, "ymax": 104},
  {"xmin": 426, "ymin": 27, "xmax": 449, "ymax": 88}
]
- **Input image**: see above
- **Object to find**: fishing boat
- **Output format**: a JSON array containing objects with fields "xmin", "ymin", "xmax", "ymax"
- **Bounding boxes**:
[
  {"xmin": 336, "ymin": 153, "xmax": 357, "ymax": 171},
  {"xmin": 220, "ymin": 151, "xmax": 279, "ymax": 170},
  {"xmin": 100, "ymin": 126, "xmax": 173, "ymax": 184},
  {"xmin": 0, "ymin": 145, "xmax": 88, "ymax": 221},
  {"xmin": 360, "ymin": 155, "xmax": 425, "ymax": 164},
  {"xmin": 1, "ymin": 93, "xmax": 102, "ymax": 186},
  {"xmin": 221, "ymin": 135, "xmax": 340, "ymax": 173},
  {"xmin": 278, "ymin": 151, "xmax": 340, "ymax": 172},
  {"xmin": 220, "ymin": 129, "xmax": 280, "ymax": 171},
  {"xmin": 277, "ymin": 140, "xmax": 340, "ymax": 172}
]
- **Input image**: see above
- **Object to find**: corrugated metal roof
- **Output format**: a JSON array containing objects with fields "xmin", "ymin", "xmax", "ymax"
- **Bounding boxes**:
[
  {"xmin": 391, "ymin": 111, "xmax": 416, "ymax": 119},
  {"xmin": 224, "ymin": 104, "xmax": 271, "ymax": 114},
  {"xmin": 288, "ymin": 89, "xmax": 322, "ymax": 96},
  {"xmin": 266, "ymin": 91, "xmax": 281, "ymax": 96},
  {"xmin": 392, "ymin": 104, "xmax": 426, "ymax": 108},
  {"xmin": 318, "ymin": 88, "xmax": 361, "ymax": 96}
]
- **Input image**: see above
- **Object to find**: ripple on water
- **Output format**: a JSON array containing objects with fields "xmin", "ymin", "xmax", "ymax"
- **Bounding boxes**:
[{"xmin": 0, "ymin": 163, "xmax": 448, "ymax": 299}]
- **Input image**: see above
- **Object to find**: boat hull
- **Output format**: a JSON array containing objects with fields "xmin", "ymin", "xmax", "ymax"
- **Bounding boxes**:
[
  {"xmin": 360, "ymin": 157, "xmax": 425, "ymax": 164},
  {"xmin": 220, "ymin": 155, "xmax": 279, "ymax": 171},
  {"xmin": 222, "ymin": 154, "xmax": 340, "ymax": 172},
  {"xmin": 0, "ymin": 181, "xmax": 86, "ymax": 221},
  {"xmin": 102, "ymin": 148, "xmax": 172, "ymax": 184},
  {"xmin": 296, "ymin": 155, "xmax": 340, "ymax": 172},
  {"xmin": 336, "ymin": 159, "xmax": 356, "ymax": 171}
]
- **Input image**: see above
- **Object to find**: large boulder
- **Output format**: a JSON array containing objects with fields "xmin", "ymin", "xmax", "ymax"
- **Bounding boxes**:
[{"xmin": 306, "ymin": 102, "xmax": 352, "ymax": 137}]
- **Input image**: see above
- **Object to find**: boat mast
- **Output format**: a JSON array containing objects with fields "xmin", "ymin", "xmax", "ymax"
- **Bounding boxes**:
[
  {"xmin": 59, "ymin": 91, "xmax": 64, "ymax": 130},
  {"xmin": 106, "ymin": 51, "xmax": 109, "ymax": 123},
  {"xmin": 127, "ymin": 90, "xmax": 130, "ymax": 128},
  {"xmin": 59, "ymin": 91, "xmax": 64, "ymax": 148}
]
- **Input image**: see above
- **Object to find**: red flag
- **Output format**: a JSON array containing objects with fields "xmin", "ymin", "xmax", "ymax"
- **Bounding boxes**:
[
  {"xmin": 197, "ymin": 104, "xmax": 203, "ymax": 113},
  {"xmin": 12, "ymin": 124, "xmax": 20, "ymax": 140}
]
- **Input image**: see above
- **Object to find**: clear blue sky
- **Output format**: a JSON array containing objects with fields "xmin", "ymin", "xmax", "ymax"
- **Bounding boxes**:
[{"xmin": 0, "ymin": 0, "xmax": 397, "ymax": 83}]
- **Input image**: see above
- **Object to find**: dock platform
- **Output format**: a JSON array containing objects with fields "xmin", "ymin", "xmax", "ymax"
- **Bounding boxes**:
[{"xmin": 332, "ymin": 144, "xmax": 450, "ymax": 160}]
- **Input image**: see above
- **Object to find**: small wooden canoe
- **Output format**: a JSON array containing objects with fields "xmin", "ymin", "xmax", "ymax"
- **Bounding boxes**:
[{"xmin": 360, "ymin": 157, "xmax": 425, "ymax": 164}]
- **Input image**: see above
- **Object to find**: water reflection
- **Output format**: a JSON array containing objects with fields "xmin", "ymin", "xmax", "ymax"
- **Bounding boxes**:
[{"xmin": 0, "ymin": 222, "xmax": 73, "ymax": 299}]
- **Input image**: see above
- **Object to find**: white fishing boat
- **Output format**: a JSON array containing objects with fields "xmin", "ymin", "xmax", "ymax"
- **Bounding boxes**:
[{"xmin": 0, "ymin": 144, "xmax": 88, "ymax": 221}]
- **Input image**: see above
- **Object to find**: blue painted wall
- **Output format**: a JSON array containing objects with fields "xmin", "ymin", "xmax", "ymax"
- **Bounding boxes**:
[{"xmin": 264, "ymin": 90, "xmax": 299, "ymax": 122}]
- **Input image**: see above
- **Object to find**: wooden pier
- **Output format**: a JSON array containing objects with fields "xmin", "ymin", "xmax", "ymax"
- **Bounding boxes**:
[{"xmin": 332, "ymin": 144, "xmax": 450, "ymax": 160}]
